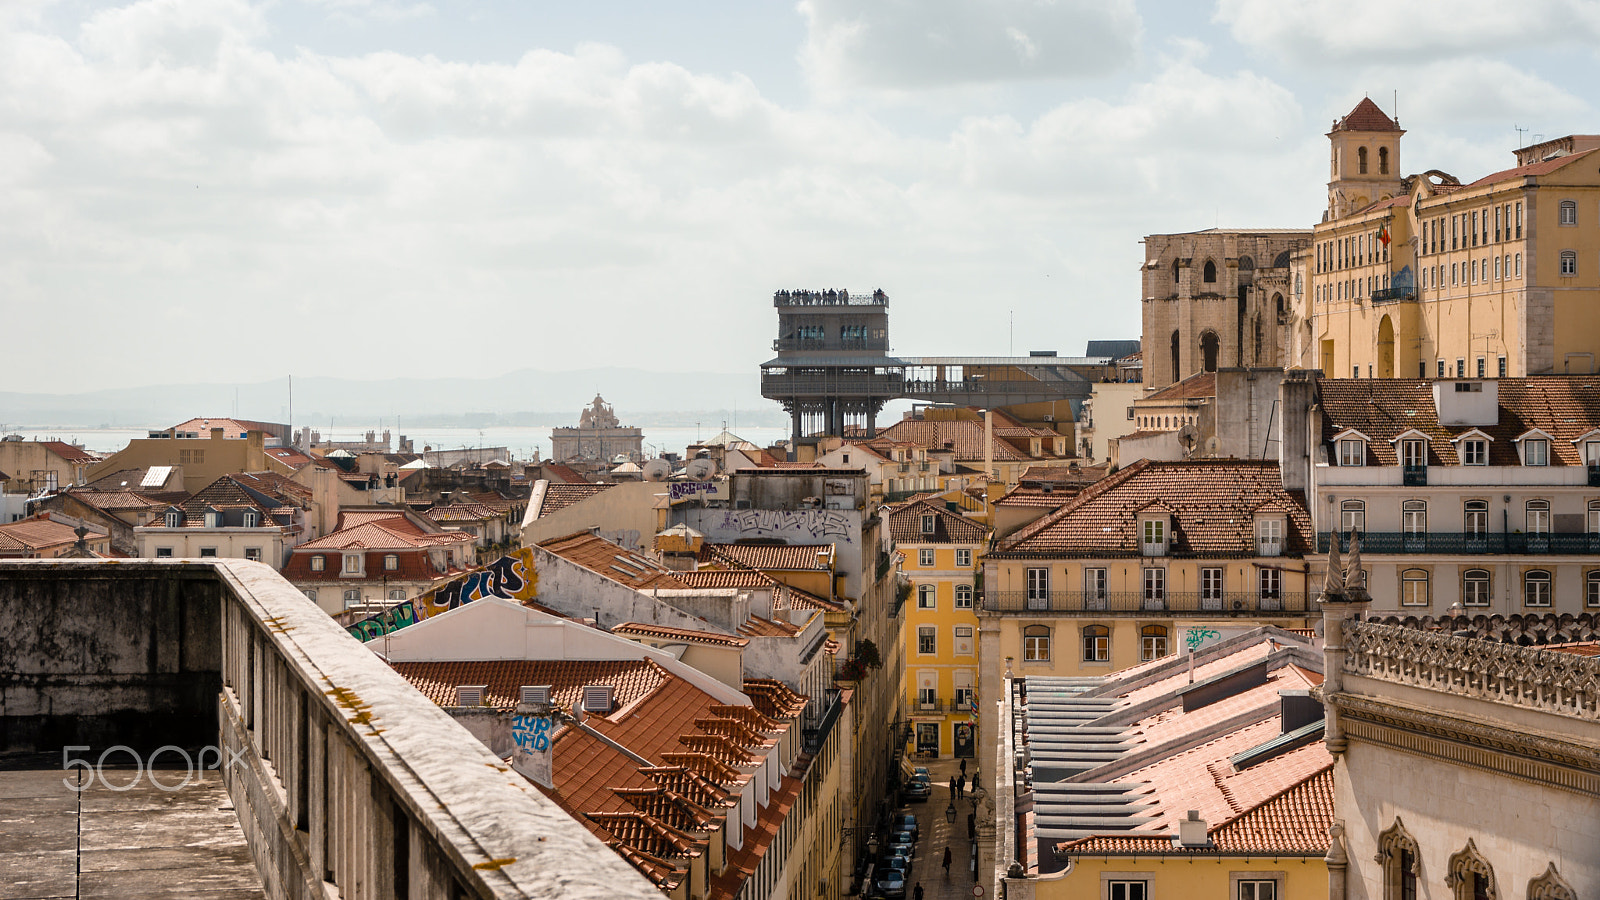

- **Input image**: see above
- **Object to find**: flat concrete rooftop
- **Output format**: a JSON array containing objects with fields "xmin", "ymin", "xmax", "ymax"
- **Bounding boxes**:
[{"xmin": 0, "ymin": 753, "xmax": 264, "ymax": 900}]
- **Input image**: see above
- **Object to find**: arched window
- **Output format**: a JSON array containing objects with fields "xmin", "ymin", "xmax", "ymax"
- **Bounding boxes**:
[
  {"xmin": 1524, "ymin": 569, "xmax": 1552, "ymax": 607},
  {"xmin": 1463, "ymin": 569, "xmax": 1491, "ymax": 607},
  {"xmin": 1340, "ymin": 499, "xmax": 1366, "ymax": 535},
  {"xmin": 1401, "ymin": 568, "xmax": 1429, "ymax": 607},
  {"xmin": 1560, "ymin": 250, "xmax": 1577, "ymax": 276},
  {"xmin": 1445, "ymin": 838, "xmax": 1496, "ymax": 900},
  {"xmin": 1526, "ymin": 499, "xmax": 1551, "ymax": 534},
  {"xmin": 1170, "ymin": 330, "xmax": 1180, "ymax": 381},
  {"xmin": 1376, "ymin": 818, "xmax": 1420, "ymax": 900},
  {"xmin": 918, "ymin": 584, "xmax": 936, "ymax": 609},
  {"xmin": 1172, "ymin": 258, "xmax": 1180, "ymax": 283},
  {"xmin": 1203, "ymin": 260, "xmax": 1218, "ymax": 283},
  {"xmin": 955, "ymin": 584, "xmax": 973, "ymax": 608},
  {"xmin": 1358, "ymin": 146, "xmax": 1369, "ymax": 174},
  {"xmin": 1559, "ymin": 199, "xmax": 1578, "ymax": 226},
  {"xmin": 1464, "ymin": 500, "xmax": 1488, "ymax": 536},
  {"xmin": 1378, "ymin": 146, "xmax": 1390, "ymax": 174},
  {"xmin": 342, "ymin": 589, "xmax": 361, "ymax": 607},
  {"xmin": 1140, "ymin": 625, "xmax": 1168, "ymax": 661},
  {"xmin": 1082, "ymin": 625, "xmax": 1109, "ymax": 662},
  {"xmin": 1023, "ymin": 625, "xmax": 1050, "ymax": 661},
  {"xmin": 1402, "ymin": 499, "xmax": 1427, "ymax": 534},
  {"xmin": 1527, "ymin": 863, "xmax": 1578, "ymax": 900},
  {"xmin": 1200, "ymin": 331, "xmax": 1219, "ymax": 372},
  {"xmin": 165, "ymin": 510, "xmax": 181, "ymax": 528}
]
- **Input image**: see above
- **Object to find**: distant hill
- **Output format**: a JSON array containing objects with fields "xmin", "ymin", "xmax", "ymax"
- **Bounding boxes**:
[{"xmin": 0, "ymin": 368, "xmax": 787, "ymax": 429}]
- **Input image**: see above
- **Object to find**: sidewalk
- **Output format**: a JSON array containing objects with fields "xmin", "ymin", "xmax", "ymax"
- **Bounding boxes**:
[{"xmin": 900, "ymin": 757, "xmax": 979, "ymax": 900}]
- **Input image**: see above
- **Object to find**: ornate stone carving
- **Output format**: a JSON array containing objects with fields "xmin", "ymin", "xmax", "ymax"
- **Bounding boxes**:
[
  {"xmin": 1444, "ymin": 838, "xmax": 1497, "ymax": 900},
  {"xmin": 1527, "ymin": 862, "xmax": 1577, "ymax": 900},
  {"xmin": 1366, "ymin": 611, "xmax": 1600, "ymax": 645},
  {"xmin": 1343, "ymin": 622, "xmax": 1600, "ymax": 722}
]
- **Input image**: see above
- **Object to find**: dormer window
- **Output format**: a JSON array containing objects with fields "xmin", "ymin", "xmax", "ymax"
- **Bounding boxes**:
[
  {"xmin": 1572, "ymin": 432, "xmax": 1600, "ymax": 467},
  {"xmin": 384, "ymin": 554, "xmax": 398, "ymax": 571},
  {"xmin": 164, "ymin": 510, "xmax": 182, "ymax": 528},
  {"xmin": 920, "ymin": 514, "xmax": 936, "ymax": 535},
  {"xmin": 311, "ymin": 555, "xmax": 325, "ymax": 572},
  {"xmin": 242, "ymin": 510, "xmax": 258, "ymax": 528},
  {"xmin": 1399, "ymin": 439, "xmax": 1426, "ymax": 468},
  {"xmin": 343, "ymin": 554, "xmax": 361, "ymax": 574},
  {"xmin": 1141, "ymin": 518, "xmax": 1168, "ymax": 556},
  {"xmin": 1516, "ymin": 430, "xmax": 1553, "ymax": 466},
  {"xmin": 1257, "ymin": 518, "xmax": 1283, "ymax": 557},
  {"xmin": 1339, "ymin": 439, "xmax": 1365, "ymax": 466},
  {"xmin": 203, "ymin": 510, "xmax": 220, "ymax": 528},
  {"xmin": 1462, "ymin": 439, "xmax": 1487, "ymax": 465}
]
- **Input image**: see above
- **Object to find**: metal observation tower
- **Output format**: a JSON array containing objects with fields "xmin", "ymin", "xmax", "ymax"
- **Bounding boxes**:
[{"xmin": 759, "ymin": 289, "xmax": 1126, "ymax": 448}]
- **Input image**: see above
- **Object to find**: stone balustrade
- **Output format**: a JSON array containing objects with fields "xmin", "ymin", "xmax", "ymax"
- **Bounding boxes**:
[{"xmin": 1343, "ymin": 621, "xmax": 1600, "ymax": 721}]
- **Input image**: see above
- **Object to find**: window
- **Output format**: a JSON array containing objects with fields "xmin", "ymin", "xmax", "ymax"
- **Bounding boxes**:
[
  {"xmin": 1200, "ymin": 567, "xmax": 1224, "ymax": 606},
  {"xmin": 918, "ymin": 584, "xmax": 936, "ymax": 609},
  {"xmin": 165, "ymin": 510, "xmax": 182, "ymax": 528},
  {"xmin": 304, "ymin": 590, "xmax": 318, "ymax": 603},
  {"xmin": 1477, "ymin": 356, "xmax": 1486, "ymax": 376},
  {"xmin": 1339, "ymin": 439, "xmax": 1366, "ymax": 466},
  {"xmin": 383, "ymin": 553, "xmax": 399, "ymax": 571},
  {"xmin": 1140, "ymin": 625, "xmax": 1168, "ymax": 662},
  {"xmin": 955, "ymin": 549, "xmax": 972, "ymax": 568},
  {"xmin": 1142, "ymin": 568, "xmax": 1166, "ymax": 607},
  {"xmin": 1463, "ymin": 569, "xmax": 1491, "ymax": 607},
  {"xmin": 1560, "ymin": 199, "xmax": 1578, "ymax": 225},
  {"xmin": 1524, "ymin": 437, "xmax": 1550, "ymax": 466},
  {"xmin": 1378, "ymin": 820, "xmax": 1420, "ymax": 900},
  {"xmin": 1400, "ymin": 439, "xmax": 1426, "ymax": 469},
  {"xmin": 917, "ymin": 626, "xmax": 936, "ymax": 654},
  {"xmin": 1524, "ymin": 569, "xmax": 1552, "ymax": 607},
  {"xmin": 1402, "ymin": 500, "xmax": 1427, "ymax": 534},
  {"xmin": 1239, "ymin": 880, "xmax": 1277, "ymax": 900},
  {"xmin": 955, "ymin": 584, "xmax": 973, "ymax": 608},
  {"xmin": 1257, "ymin": 518, "xmax": 1282, "ymax": 555},
  {"xmin": 917, "ymin": 686, "xmax": 937, "ymax": 707},
  {"xmin": 388, "ymin": 589, "xmax": 406, "ymax": 603},
  {"xmin": 1023, "ymin": 625, "xmax": 1050, "ymax": 661},
  {"xmin": 1107, "ymin": 881, "xmax": 1147, "ymax": 900},
  {"xmin": 243, "ymin": 547, "xmax": 262, "ymax": 562},
  {"xmin": 1401, "ymin": 569, "xmax": 1429, "ymax": 606},
  {"xmin": 1464, "ymin": 500, "xmax": 1489, "ymax": 535},
  {"xmin": 1590, "ymin": 499, "xmax": 1600, "ymax": 534},
  {"xmin": 1461, "ymin": 439, "xmax": 1488, "ymax": 466},
  {"xmin": 195, "ymin": 547, "xmax": 215, "ymax": 558},
  {"xmin": 918, "ymin": 549, "xmax": 935, "ymax": 567},
  {"xmin": 1526, "ymin": 499, "xmax": 1551, "ymax": 533},
  {"xmin": 1141, "ymin": 519, "xmax": 1167, "ymax": 555},
  {"xmin": 1025, "ymin": 567, "xmax": 1049, "ymax": 609},
  {"xmin": 955, "ymin": 626, "xmax": 974, "ymax": 655},
  {"xmin": 920, "ymin": 514, "xmax": 936, "ymax": 535},
  {"xmin": 1457, "ymin": 358, "xmax": 1466, "ymax": 377},
  {"xmin": 1084, "ymin": 567, "xmax": 1108, "ymax": 604},
  {"xmin": 1438, "ymin": 359, "xmax": 1447, "ymax": 378},
  {"xmin": 311, "ymin": 555, "xmax": 325, "ymax": 572},
  {"xmin": 344, "ymin": 554, "xmax": 361, "ymax": 574},
  {"xmin": 1082, "ymin": 625, "xmax": 1110, "ymax": 662},
  {"xmin": 1203, "ymin": 260, "xmax": 1217, "ymax": 282},
  {"xmin": 1358, "ymin": 146, "xmax": 1369, "ymax": 173},
  {"xmin": 1259, "ymin": 567, "xmax": 1281, "ymax": 599},
  {"xmin": 242, "ymin": 510, "xmax": 258, "ymax": 528},
  {"xmin": 1498, "ymin": 356, "xmax": 1507, "ymax": 377},
  {"xmin": 155, "ymin": 547, "xmax": 173, "ymax": 558},
  {"xmin": 342, "ymin": 589, "xmax": 361, "ymax": 608},
  {"xmin": 1588, "ymin": 572, "xmax": 1600, "ymax": 609},
  {"xmin": 1341, "ymin": 500, "xmax": 1366, "ymax": 535},
  {"xmin": 1560, "ymin": 250, "xmax": 1577, "ymax": 276}
]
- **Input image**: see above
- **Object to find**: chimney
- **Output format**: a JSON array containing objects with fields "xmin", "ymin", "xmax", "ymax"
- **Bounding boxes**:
[
  {"xmin": 211, "ymin": 427, "xmax": 225, "ymax": 441},
  {"xmin": 1177, "ymin": 810, "xmax": 1209, "ymax": 847},
  {"xmin": 511, "ymin": 692, "xmax": 559, "ymax": 789}
]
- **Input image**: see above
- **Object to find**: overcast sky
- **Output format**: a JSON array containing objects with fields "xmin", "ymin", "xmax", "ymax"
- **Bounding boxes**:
[{"xmin": 3, "ymin": 0, "xmax": 1597, "ymax": 395}]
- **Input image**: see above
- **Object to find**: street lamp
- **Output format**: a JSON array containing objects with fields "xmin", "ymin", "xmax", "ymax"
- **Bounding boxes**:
[{"xmin": 945, "ymin": 803, "xmax": 957, "ymax": 824}]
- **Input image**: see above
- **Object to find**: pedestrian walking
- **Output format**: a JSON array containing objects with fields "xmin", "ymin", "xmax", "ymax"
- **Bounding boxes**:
[
  {"xmin": 914, "ymin": 883, "xmax": 924, "ymax": 900},
  {"xmin": 967, "ymin": 811, "xmax": 976, "ymax": 841},
  {"xmin": 942, "ymin": 847, "xmax": 952, "ymax": 879},
  {"xmin": 955, "ymin": 777, "xmax": 963, "ymax": 800},
  {"xmin": 959, "ymin": 759, "xmax": 967, "ymax": 777}
]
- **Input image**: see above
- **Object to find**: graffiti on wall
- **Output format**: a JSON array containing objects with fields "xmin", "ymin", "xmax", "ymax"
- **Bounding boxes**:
[
  {"xmin": 347, "ymin": 547, "xmax": 541, "ymax": 642},
  {"xmin": 1184, "ymin": 627, "xmax": 1221, "ymax": 652},
  {"xmin": 716, "ymin": 509, "xmax": 854, "ymax": 543},
  {"xmin": 669, "ymin": 482, "xmax": 717, "ymax": 500}
]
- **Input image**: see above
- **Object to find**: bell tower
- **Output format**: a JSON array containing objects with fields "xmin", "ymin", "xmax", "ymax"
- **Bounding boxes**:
[{"xmin": 1326, "ymin": 97, "xmax": 1404, "ymax": 221}]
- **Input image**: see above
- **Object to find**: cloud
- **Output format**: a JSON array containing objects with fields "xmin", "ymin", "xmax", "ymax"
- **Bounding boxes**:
[
  {"xmin": 301, "ymin": 0, "xmax": 435, "ymax": 25},
  {"xmin": 798, "ymin": 0, "xmax": 1142, "ymax": 93},
  {"xmin": 1215, "ymin": 0, "xmax": 1600, "ymax": 63}
]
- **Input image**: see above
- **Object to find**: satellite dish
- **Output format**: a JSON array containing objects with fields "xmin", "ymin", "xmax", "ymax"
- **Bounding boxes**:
[
  {"xmin": 1176, "ymin": 424, "xmax": 1199, "ymax": 453},
  {"xmin": 641, "ymin": 459, "xmax": 672, "ymax": 482},
  {"xmin": 1203, "ymin": 436, "xmax": 1221, "ymax": 456},
  {"xmin": 686, "ymin": 459, "xmax": 716, "ymax": 482}
]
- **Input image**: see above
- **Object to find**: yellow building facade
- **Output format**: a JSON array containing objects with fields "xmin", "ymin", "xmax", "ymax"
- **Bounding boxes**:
[
  {"xmin": 1309, "ymin": 101, "xmax": 1600, "ymax": 380},
  {"xmin": 891, "ymin": 498, "xmax": 989, "ymax": 759}
]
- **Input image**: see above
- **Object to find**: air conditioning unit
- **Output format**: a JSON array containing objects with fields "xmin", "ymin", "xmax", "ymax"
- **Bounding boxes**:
[
  {"xmin": 455, "ymin": 685, "xmax": 488, "ymax": 707},
  {"xmin": 582, "ymin": 684, "xmax": 615, "ymax": 714},
  {"xmin": 520, "ymin": 685, "xmax": 552, "ymax": 705}
]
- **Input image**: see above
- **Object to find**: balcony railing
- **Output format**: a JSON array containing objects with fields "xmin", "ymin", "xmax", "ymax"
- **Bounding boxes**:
[
  {"xmin": 983, "ymin": 591, "xmax": 1310, "ymax": 615},
  {"xmin": 909, "ymin": 700, "xmax": 948, "ymax": 715},
  {"xmin": 1402, "ymin": 464, "xmax": 1428, "ymax": 486},
  {"xmin": 772, "ymin": 338, "xmax": 891, "ymax": 352},
  {"xmin": 1371, "ymin": 288, "xmax": 1416, "ymax": 304},
  {"xmin": 1317, "ymin": 531, "xmax": 1600, "ymax": 555}
]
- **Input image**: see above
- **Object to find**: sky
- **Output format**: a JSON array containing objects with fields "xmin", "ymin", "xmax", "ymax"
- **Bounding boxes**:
[{"xmin": 3, "ymin": 0, "xmax": 1598, "ymax": 395}]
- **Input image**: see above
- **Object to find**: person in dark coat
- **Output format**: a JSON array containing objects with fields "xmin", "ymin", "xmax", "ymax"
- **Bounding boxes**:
[
  {"xmin": 914, "ymin": 883, "xmax": 924, "ymax": 900},
  {"xmin": 942, "ymin": 847, "xmax": 952, "ymax": 878}
]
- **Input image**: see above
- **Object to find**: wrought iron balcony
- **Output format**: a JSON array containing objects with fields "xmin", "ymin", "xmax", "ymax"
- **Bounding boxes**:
[
  {"xmin": 1317, "ymin": 531, "xmax": 1600, "ymax": 555},
  {"xmin": 982, "ymin": 591, "xmax": 1310, "ymax": 616},
  {"xmin": 1371, "ymin": 288, "xmax": 1417, "ymax": 304},
  {"xmin": 908, "ymin": 700, "xmax": 949, "ymax": 715},
  {"xmin": 1402, "ymin": 464, "xmax": 1428, "ymax": 486}
]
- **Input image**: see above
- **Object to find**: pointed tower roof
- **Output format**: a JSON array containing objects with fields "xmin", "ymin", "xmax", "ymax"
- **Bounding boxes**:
[{"xmin": 1332, "ymin": 97, "xmax": 1401, "ymax": 133}]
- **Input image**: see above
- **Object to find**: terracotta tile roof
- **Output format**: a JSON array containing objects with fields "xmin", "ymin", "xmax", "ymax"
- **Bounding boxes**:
[
  {"xmin": 82, "ymin": 467, "xmax": 180, "ymax": 492},
  {"xmin": 708, "ymin": 771, "xmax": 805, "ymax": 900},
  {"xmin": 994, "ymin": 459, "xmax": 1312, "ymax": 559},
  {"xmin": 1144, "ymin": 370, "xmax": 1215, "ymax": 403},
  {"xmin": 152, "ymin": 475, "xmax": 302, "ymax": 528},
  {"xmin": 1463, "ymin": 147, "xmax": 1597, "ymax": 190},
  {"xmin": 1333, "ymin": 97, "xmax": 1400, "ymax": 133},
  {"xmin": 538, "ymin": 531, "xmax": 690, "ymax": 591},
  {"xmin": 612, "ymin": 622, "xmax": 749, "ymax": 648},
  {"xmin": 611, "ymin": 788, "xmax": 722, "ymax": 831},
  {"xmin": 297, "ymin": 511, "xmax": 470, "ymax": 550},
  {"xmin": 470, "ymin": 491, "xmax": 517, "ymax": 513},
  {"xmin": 391, "ymin": 658, "xmax": 667, "ymax": 712},
  {"xmin": 737, "ymin": 615, "xmax": 801, "ymax": 638},
  {"xmin": 1546, "ymin": 641, "xmax": 1600, "ymax": 657},
  {"xmin": 538, "ymin": 482, "xmax": 613, "ymax": 516},
  {"xmin": 673, "ymin": 568, "xmax": 846, "ymax": 612},
  {"xmin": 1318, "ymin": 376, "xmax": 1600, "ymax": 466},
  {"xmin": 586, "ymin": 812, "xmax": 703, "ymax": 859},
  {"xmin": 887, "ymin": 499, "xmax": 989, "ymax": 544},
  {"xmin": 709, "ymin": 703, "xmax": 782, "ymax": 735},
  {"xmin": 66, "ymin": 489, "xmax": 167, "ymax": 512},
  {"xmin": 424, "ymin": 502, "xmax": 500, "ymax": 523},
  {"xmin": 265, "ymin": 446, "xmax": 317, "ymax": 468},
  {"xmin": 874, "ymin": 418, "xmax": 1034, "ymax": 462},
  {"xmin": 168, "ymin": 417, "xmax": 271, "ymax": 437},
  {"xmin": 743, "ymin": 679, "xmax": 809, "ymax": 719},
  {"xmin": 543, "ymin": 464, "xmax": 590, "ymax": 485},
  {"xmin": 1020, "ymin": 464, "xmax": 1107, "ymax": 485},
  {"xmin": 995, "ymin": 486, "xmax": 1082, "ymax": 508},
  {"xmin": 234, "ymin": 471, "xmax": 311, "ymax": 501},
  {"xmin": 34, "ymin": 440, "xmax": 98, "ymax": 464},
  {"xmin": 0, "ymin": 515, "xmax": 106, "ymax": 550},
  {"xmin": 283, "ymin": 548, "xmax": 459, "ymax": 583},
  {"xmin": 701, "ymin": 542, "xmax": 835, "ymax": 571},
  {"xmin": 639, "ymin": 766, "xmax": 736, "ymax": 810}
]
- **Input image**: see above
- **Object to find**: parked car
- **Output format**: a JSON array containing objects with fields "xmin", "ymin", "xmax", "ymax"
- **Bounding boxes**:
[
  {"xmin": 893, "ymin": 812, "xmax": 919, "ymax": 844},
  {"xmin": 875, "ymin": 869, "xmax": 907, "ymax": 900},
  {"xmin": 880, "ymin": 852, "xmax": 911, "ymax": 877},
  {"xmin": 911, "ymin": 766, "xmax": 930, "ymax": 780},
  {"xmin": 904, "ymin": 773, "xmax": 932, "ymax": 802},
  {"xmin": 887, "ymin": 831, "xmax": 915, "ymax": 860}
]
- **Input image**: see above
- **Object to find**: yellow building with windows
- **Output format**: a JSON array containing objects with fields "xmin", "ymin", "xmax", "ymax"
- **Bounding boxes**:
[
  {"xmin": 1307, "ymin": 99, "xmax": 1600, "ymax": 380},
  {"xmin": 981, "ymin": 459, "xmax": 1315, "ymax": 679},
  {"xmin": 891, "ymin": 498, "xmax": 990, "ymax": 759}
]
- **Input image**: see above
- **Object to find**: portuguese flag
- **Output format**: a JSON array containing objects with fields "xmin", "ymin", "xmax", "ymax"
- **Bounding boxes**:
[{"xmin": 1378, "ymin": 224, "xmax": 1391, "ymax": 246}]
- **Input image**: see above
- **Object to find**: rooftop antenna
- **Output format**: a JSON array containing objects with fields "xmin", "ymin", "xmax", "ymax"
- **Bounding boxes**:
[
  {"xmin": 1009, "ymin": 310, "xmax": 1014, "ymax": 356},
  {"xmin": 1514, "ymin": 125, "xmax": 1528, "ymax": 148},
  {"xmin": 1393, "ymin": 89, "xmax": 1398, "ymax": 125}
]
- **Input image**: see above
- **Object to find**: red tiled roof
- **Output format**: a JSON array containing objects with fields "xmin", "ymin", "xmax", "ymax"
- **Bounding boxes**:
[
  {"xmin": 34, "ymin": 441, "xmax": 97, "ymax": 464},
  {"xmin": 539, "ymin": 531, "xmax": 691, "ymax": 591},
  {"xmin": 1144, "ymin": 370, "xmax": 1215, "ymax": 403},
  {"xmin": 1319, "ymin": 376, "xmax": 1600, "ymax": 466},
  {"xmin": 543, "ymin": 464, "xmax": 589, "ymax": 485},
  {"xmin": 674, "ymin": 569, "xmax": 847, "ymax": 613},
  {"xmin": 612, "ymin": 622, "xmax": 749, "ymax": 648},
  {"xmin": 887, "ymin": 499, "xmax": 989, "ymax": 545},
  {"xmin": 265, "ymin": 446, "xmax": 317, "ymax": 468},
  {"xmin": 66, "ymin": 489, "xmax": 166, "ymax": 511},
  {"xmin": 994, "ymin": 459, "xmax": 1313, "ymax": 559},
  {"xmin": 708, "ymin": 771, "xmax": 804, "ymax": 900},
  {"xmin": 0, "ymin": 515, "xmax": 106, "ymax": 550},
  {"xmin": 297, "ymin": 511, "xmax": 470, "ymax": 550},
  {"xmin": 424, "ymin": 502, "xmax": 499, "ymax": 523},
  {"xmin": 737, "ymin": 615, "xmax": 801, "ymax": 638},
  {"xmin": 1333, "ymin": 97, "xmax": 1400, "ymax": 133},
  {"xmin": 743, "ymin": 679, "xmax": 809, "ymax": 719},
  {"xmin": 700, "ymin": 542, "xmax": 835, "ymax": 571},
  {"xmin": 1463, "ymin": 147, "xmax": 1597, "ymax": 190},
  {"xmin": 281, "ymin": 548, "xmax": 459, "ymax": 583},
  {"xmin": 539, "ymin": 482, "xmax": 613, "ymax": 516},
  {"xmin": 873, "ymin": 418, "xmax": 1033, "ymax": 462},
  {"xmin": 391, "ymin": 658, "xmax": 667, "ymax": 711},
  {"xmin": 994, "ymin": 486, "xmax": 1082, "ymax": 508}
]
